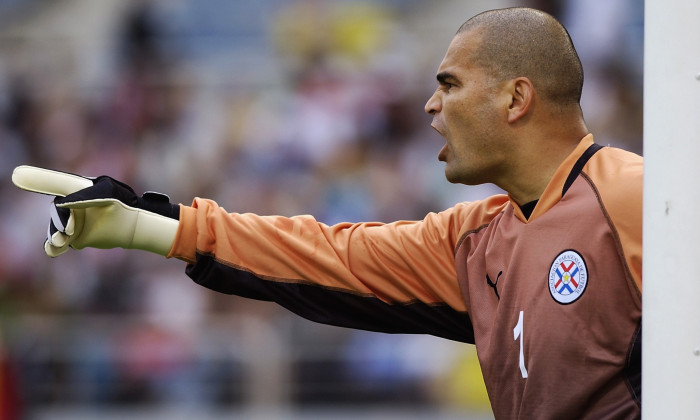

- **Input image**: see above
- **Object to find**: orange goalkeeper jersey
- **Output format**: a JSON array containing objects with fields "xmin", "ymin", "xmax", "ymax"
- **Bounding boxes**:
[{"xmin": 170, "ymin": 134, "xmax": 642, "ymax": 419}]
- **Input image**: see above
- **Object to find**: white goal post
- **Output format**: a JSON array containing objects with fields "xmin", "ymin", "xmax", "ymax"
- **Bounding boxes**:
[{"xmin": 643, "ymin": 0, "xmax": 700, "ymax": 418}]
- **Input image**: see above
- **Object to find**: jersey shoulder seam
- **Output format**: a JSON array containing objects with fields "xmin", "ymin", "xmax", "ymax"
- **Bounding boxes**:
[
  {"xmin": 453, "ymin": 212, "xmax": 504, "ymax": 257},
  {"xmin": 580, "ymin": 172, "xmax": 641, "ymax": 300}
]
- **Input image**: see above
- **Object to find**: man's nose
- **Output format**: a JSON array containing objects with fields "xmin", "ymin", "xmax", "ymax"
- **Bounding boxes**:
[{"xmin": 424, "ymin": 90, "xmax": 441, "ymax": 115}]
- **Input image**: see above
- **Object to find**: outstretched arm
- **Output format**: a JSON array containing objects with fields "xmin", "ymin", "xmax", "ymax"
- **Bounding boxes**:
[
  {"xmin": 171, "ymin": 197, "xmax": 477, "ymax": 341},
  {"xmin": 13, "ymin": 165, "xmax": 477, "ymax": 342}
]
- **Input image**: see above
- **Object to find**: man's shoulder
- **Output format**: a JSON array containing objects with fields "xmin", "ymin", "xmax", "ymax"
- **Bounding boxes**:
[
  {"xmin": 584, "ymin": 144, "xmax": 643, "ymax": 291},
  {"xmin": 443, "ymin": 194, "xmax": 510, "ymax": 234},
  {"xmin": 585, "ymin": 145, "xmax": 643, "ymax": 189},
  {"xmin": 451, "ymin": 194, "xmax": 511, "ymax": 217},
  {"xmin": 583, "ymin": 144, "xmax": 642, "ymax": 238}
]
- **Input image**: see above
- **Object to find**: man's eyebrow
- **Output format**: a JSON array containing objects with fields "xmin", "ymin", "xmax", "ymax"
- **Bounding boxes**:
[{"xmin": 436, "ymin": 71, "xmax": 458, "ymax": 85}]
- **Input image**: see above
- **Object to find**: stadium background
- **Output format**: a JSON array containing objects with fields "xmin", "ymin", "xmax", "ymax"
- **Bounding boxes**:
[{"xmin": 0, "ymin": 0, "xmax": 642, "ymax": 418}]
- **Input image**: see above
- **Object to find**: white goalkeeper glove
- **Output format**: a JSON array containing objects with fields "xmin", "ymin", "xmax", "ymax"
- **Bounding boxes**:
[{"xmin": 12, "ymin": 165, "xmax": 179, "ymax": 258}]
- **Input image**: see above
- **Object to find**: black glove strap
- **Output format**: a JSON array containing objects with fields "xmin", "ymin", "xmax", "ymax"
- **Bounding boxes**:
[
  {"xmin": 139, "ymin": 192, "xmax": 180, "ymax": 220},
  {"xmin": 55, "ymin": 176, "xmax": 180, "ymax": 220}
]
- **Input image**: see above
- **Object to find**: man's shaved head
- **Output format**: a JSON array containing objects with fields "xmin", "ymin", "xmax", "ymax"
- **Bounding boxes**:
[{"xmin": 457, "ymin": 8, "xmax": 584, "ymax": 107}]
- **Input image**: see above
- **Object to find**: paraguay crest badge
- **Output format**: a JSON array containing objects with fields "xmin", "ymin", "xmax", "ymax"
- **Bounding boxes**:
[{"xmin": 548, "ymin": 250, "xmax": 588, "ymax": 304}]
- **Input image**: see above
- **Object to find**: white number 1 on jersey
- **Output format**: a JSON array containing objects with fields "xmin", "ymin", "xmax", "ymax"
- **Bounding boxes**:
[{"xmin": 513, "ymin": 310, "xmax": 529, "ymax": 378}]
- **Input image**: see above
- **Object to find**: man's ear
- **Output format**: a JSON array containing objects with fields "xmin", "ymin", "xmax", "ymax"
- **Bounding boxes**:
[{"xmin": 507, "ymin": 77, "xmax": 535, "ymax": 123}]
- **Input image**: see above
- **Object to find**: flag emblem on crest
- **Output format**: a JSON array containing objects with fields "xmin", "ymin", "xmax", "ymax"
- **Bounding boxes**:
[{"xmin": 548, "ymin": 250, "xmax": 588, "ymax": 304}]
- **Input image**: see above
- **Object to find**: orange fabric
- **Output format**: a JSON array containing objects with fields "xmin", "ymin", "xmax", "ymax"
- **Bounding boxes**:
[
  {"xmin": 583, "ymin": 147, "xmax": 643, "ymax": 293},
  {"xmin": 171, "ymin": 195, "xmax": 511, "ymax": 312}
]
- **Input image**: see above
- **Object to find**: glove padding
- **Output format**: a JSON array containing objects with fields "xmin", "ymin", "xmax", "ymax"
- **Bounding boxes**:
[{"xmin": 12, "ymin": 165, "xmax": 179, "ymax": 258}]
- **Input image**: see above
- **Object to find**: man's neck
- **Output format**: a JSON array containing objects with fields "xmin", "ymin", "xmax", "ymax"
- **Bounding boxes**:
[{"xmin": 501, "ymin": 130, "xmax": 587, "ymax": 205}]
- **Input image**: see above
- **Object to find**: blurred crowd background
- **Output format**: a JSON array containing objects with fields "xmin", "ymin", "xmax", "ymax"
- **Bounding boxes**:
[{"xmin": 0, "ymin": 0, "xmax": 642, "ymax": 418}]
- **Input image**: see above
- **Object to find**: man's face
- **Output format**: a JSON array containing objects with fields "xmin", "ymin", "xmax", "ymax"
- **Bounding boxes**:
[{"xmin": 425, "ymin": 30, "xmax": 507, "ymax": 186}]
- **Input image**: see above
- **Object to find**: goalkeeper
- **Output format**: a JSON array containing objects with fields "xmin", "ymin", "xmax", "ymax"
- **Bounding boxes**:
[{"xmin": 13, "ymin": 8, "xmax": 642, "ymax": 420}]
